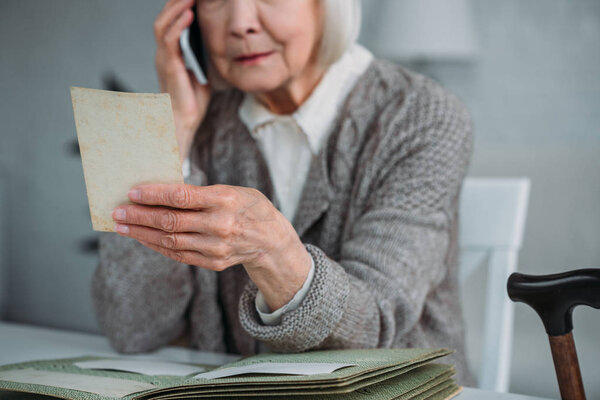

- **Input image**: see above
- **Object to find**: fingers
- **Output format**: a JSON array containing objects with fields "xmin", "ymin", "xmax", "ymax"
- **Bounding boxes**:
[
  {"xmin": 112, "ymin": 204, "xmax": 216, "ymax": 233},
  {"xmin": 136, "ymin": 239, "xmax": 232, "ymax": 271},
  {"xmin": 118, "ymin": 223, "xmax": 210, "ymax": 252},
  {"xmin": 127, "ymin": 184, "xmax": 234, "ymax": 210},
  {"xmin": 164, "ymin": 8, "xmax": 195, "ymax": 50},
  {"xmin": 154, "ymin": 0, "xmax": 195, "ymax": 45}
]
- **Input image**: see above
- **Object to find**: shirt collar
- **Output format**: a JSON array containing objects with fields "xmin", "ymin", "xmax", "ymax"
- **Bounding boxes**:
[{"xmin": 238, "ymin": 43, "xmax": 373, "ymax": 154}]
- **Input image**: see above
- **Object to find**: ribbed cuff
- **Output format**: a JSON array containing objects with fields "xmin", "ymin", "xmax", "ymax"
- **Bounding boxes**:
[
  {"xmin": 239, "ymin": 244, "xmax": 349, "ymax": 352},
  {"xmin": 255, "ymin": 255, "xmax": 315, "ymax": 325}
]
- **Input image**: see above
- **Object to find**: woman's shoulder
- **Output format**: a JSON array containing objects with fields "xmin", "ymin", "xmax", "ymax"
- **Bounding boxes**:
[
  {"xmin": 360, "ymin": 58, "xmax": 471, "ymax": 125},
  {"xmin": 352, "ymin": 58, "xmax": 473, "ymax": 150}
]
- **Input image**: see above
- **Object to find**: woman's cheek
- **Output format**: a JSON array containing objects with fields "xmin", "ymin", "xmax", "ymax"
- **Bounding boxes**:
[{"xmin": 284, "ymin": 39, "xmax": 313, "ymax": 75}]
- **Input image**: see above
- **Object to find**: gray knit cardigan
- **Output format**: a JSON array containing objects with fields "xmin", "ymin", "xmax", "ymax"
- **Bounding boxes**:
[{"xmin": 92, "ymin": 58, "xmax": 475, "ymax": 385}]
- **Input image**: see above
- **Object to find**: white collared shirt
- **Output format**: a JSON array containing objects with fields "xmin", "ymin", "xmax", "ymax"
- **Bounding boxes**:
[
  {"xmin": 185, "ymin": 43, "xmax": 374, "ymax": 326},
  {"xmin": 238, "ymin": 43, "xmax": 373, "ymax": 223}
]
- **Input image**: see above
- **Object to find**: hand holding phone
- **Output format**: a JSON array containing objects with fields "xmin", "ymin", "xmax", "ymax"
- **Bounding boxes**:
[{"xmin": 154, "ymin": 0, "xmax": 212, "ymax": 162}]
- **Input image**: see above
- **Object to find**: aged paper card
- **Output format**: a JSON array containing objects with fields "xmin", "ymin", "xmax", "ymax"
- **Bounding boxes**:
[{"xmin": 70, "ymin": 87, "xmax": 183, "ymax": 232}]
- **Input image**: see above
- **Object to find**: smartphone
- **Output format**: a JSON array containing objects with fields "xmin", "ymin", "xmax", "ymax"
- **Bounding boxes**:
[{"xmin": 180, "ymin": 6, "xmax": 209, "ymax": 85}]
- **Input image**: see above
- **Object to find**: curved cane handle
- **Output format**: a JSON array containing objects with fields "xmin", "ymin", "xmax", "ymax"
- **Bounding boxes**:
[
  {"xmin": 507, "ymin": 269, "xmax": 599, "ymax": 400},
  {"xmin": 507, "ymin": 269, "xmax": 600, "ymax": 336}
]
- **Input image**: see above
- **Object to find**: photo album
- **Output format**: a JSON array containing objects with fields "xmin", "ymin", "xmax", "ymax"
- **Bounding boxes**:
[{"xmin": 0, "ymin": 348, "xmax": 461, "ymax": 400}]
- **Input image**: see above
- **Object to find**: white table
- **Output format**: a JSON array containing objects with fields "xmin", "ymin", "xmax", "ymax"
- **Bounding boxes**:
[{"xmin": 0, "ymin": 322, "xmax": 551, "ymax": 400}]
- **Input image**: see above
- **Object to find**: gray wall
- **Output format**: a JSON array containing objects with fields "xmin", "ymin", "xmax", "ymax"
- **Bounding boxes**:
[
  {"xmin": 0, "ymin": 0, "xmax": 164, "ymax": 332},
  {"xmin": 1, "ymin": 1, "xmax": 599, "ymax": 398}
]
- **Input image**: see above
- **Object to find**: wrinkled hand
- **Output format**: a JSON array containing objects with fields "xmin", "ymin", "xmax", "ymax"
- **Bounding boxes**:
[
  {"xmin": 112, "ymin": 183, "xmax": 312, "ymax": 311},
  {"xmin": 154, "ymin": 0, "xmax": 212, "ymax": 162}
]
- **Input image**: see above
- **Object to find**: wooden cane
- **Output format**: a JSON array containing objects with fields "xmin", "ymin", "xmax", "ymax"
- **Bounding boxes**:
[{"xmin": 507, "ymin": 269, "xmax": 600, "ymax": 400}]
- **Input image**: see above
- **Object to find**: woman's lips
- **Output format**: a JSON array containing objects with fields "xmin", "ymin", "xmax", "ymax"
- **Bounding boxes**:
[{"xmin": 234, "ymin": 51, "xmax": 274, "ymax": 65}]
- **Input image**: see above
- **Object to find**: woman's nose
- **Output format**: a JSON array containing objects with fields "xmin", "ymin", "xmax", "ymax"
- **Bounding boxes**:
[{"xmin": 228, "ymin": 0, "xmax": 261, "ymax": 38}]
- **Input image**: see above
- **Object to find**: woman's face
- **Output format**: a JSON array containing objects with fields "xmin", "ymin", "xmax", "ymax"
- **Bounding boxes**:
[{"xmin": 196, "ymin": 0, "xmax": 322, "ymax": 93}]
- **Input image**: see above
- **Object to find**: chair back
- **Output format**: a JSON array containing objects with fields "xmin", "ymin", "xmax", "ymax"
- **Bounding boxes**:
[{"xmin": 458, "ymin": 177, "xmax": 530, "ymax": 392}]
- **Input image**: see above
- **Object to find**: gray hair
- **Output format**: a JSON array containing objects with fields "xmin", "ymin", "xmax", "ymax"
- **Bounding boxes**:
[{"xmin": 318, "ymin": 0, "xmax": 362, "ymax": 67}]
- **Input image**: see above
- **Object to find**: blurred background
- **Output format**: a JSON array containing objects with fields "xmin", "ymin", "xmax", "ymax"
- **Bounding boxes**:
[{"xmin": 0, "ymin": 1, "xmax": 598, "ymax": 398}]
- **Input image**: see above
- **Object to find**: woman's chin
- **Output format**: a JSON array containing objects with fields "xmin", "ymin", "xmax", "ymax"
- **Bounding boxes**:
[{"xmin": 228, "ymin": 73, "xmax": 286, "ymax": 94}]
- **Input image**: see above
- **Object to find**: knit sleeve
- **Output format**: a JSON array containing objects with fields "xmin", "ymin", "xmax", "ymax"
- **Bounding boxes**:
[
  {"xmin": 238, "ymin": 79, "xmax": 473, "ymax": 352},
  {"xmin": 91, "ymin": 232, "xmax": 194, "ymax": 353}
]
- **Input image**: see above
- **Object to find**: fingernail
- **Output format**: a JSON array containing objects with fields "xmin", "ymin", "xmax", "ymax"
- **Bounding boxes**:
[
  {"xmin": 115, "ymin": 224, "xmax": 129, "ymax": 234},
  {"xmin": 113, "ymin": 208, "xmax": 126, "ymax": 221},
  {"xmin": 128, "ymin": 189, "xmax": 141, "ymax": 201}
]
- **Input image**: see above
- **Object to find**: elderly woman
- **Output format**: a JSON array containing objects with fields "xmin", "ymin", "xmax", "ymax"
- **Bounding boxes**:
[{"xmin": 92, "ymin": 0, "xmax": 474, "ymax": 385}]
